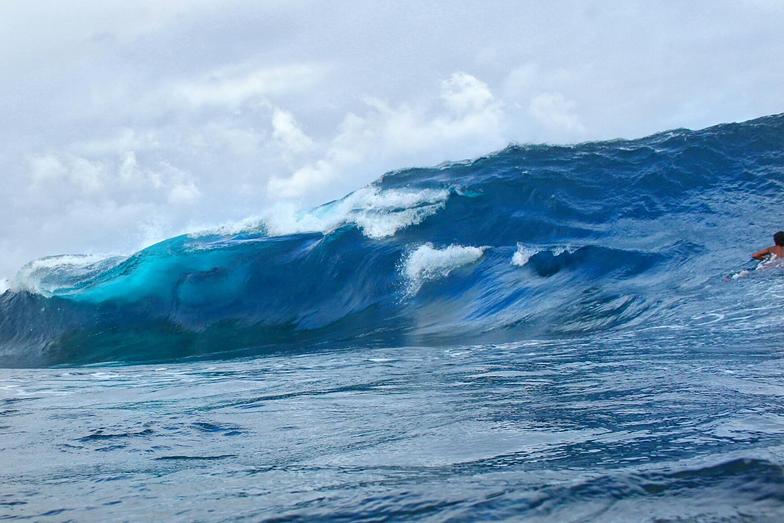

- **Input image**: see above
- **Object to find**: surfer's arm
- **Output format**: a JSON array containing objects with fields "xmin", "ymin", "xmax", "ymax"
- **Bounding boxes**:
[{"xmin": 751, "ymin": 247, "xmax": 771, "ymax": 260}]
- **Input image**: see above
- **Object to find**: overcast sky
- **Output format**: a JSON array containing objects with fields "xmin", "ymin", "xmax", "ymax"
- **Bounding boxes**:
[{"xmin": 1, "ymin": 0, "xmax": 782, "ymax": 281}]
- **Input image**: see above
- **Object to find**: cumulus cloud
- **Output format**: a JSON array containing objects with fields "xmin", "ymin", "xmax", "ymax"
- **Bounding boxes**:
[
  {"xmin": 268, "ymin": 72, "xmax": 505, "ymax": 199},
  {"xmin": 168, "ymin": 182, "xmax": 201, "ymax": 205},
  {"xmin": 174, "ymin": 64, "xmax": 326, "ymax": 108},
  {"xmin": 29, "ymin": 154, "xmax": 106, "ymax": 194},
  {"xmin": 441, "ymin": 72, "xmax": 496, "ymax": 113},
  {"xmin": 272, "ymin": 109, "xmax": 315, "ymax": 158},
  {"xmin": 529, "ymin": 92, "xmax": 585, "ymax": 135},
  {"xmin": 27, "ymin": 150, "xmax": 200, "ymax": 206}
]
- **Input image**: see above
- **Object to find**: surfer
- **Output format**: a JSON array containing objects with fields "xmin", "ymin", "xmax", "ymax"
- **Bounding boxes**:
[{"xmin": 751, "ymin": 231, "xmax": 784, "ymax": 260}]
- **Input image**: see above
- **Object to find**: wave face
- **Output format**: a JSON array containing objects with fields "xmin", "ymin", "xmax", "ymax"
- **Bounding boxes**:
[{"xmin": 2, "ymin": 114, "xmax": 783, "ymax": 366}]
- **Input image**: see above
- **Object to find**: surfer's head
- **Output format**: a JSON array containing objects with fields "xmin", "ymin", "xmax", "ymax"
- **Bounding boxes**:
[{"xmin": 774, "ymin": 231, "xmax": 784, "ymax": 246}]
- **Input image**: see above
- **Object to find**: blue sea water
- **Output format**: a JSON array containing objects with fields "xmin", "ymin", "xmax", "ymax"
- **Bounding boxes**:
[{"xmin": 2, "ymin": 114, "xmax": 784, "ymax": 520}]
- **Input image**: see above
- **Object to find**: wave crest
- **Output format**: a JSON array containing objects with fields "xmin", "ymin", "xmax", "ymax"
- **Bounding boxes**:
[
  {"xmin": 264, "ymin": 186, "xmax": 450, "ymax": 239},
  {"xmin": 14, "ymin": 254, "xmax": 126, "ymax": 296},
  {"xmin": 403, "ymin": 243, "xmax": 486, "ymax": 295}
]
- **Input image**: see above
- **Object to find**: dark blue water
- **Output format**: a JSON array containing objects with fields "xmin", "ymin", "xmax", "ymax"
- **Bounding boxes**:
[{"xmin": 2, "ymin": 114, "xmax": 784, "ymax": 520}]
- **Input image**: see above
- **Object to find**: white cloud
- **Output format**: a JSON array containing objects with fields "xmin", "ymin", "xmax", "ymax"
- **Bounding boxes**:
[
  {"xmin": 29, "ymin": 154, "xmax": 67, "ymax": 184},
  {"xmin": 29, "ymin": 154, "xmax": 107, "ymax": 193},
  {"xmin": 268, "ymin": 72, "xmax": 505, "ymax": 200},
  {"xmin": 529, "ymin": 92, "xmax": 585, "ymax": 135},
  {"xmin": 26, "ymin": 150, "xmax": 201, "ymax": 211},
  {"xmin": 441, "ymin": 72, "xmax": 495, "ymax": 113},
  {"xmin": 74, "ymin": 129, "xmax": 154, "ymax": 157},
  {"xmin": 189, "ymin": 123, "xmax": 266, "ymax": 157},
  {"xmin": 174, "ymin": 64, "xmax": 326, "ymax": 108},
  {"xmin": 168, "ymin": 182, "xmax": 201, "ymax": 205},
  {"xmin": 272, "ymin": 109, "xmax": 315, "ymax": 157}
]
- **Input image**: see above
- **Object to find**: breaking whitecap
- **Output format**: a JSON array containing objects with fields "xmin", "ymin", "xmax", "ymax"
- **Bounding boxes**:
[
  {"xmin": 402, "ymin": 243, "xmax": 486, "ymax": 295},
  {"xmin": 263, "ymin": 186, "xmax": 451, "ymax": 239},
  {"xmin": 511, "ymin": 243, "xmax": 577, "ymax": 267},
  {"xmin": 190, "ymin": 186, "xmax": 451, "ymax": 241},
  {"xmin": 511, "ymin": 243, "xmax": 540, "ymax": 267},
  {"xmin": 13, "ymin": 254, "xmax": 127, "ymax": 296}
]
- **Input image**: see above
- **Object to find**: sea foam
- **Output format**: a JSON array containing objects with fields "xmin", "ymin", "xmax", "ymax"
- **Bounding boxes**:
[
  {"xmin": 14, "ymin": 254, "xmax": 125, "ymax": 296},
  {"xmin": 403, "ymin": 243, "xmax": 485, "ymax": 295},
  {"xmin": 264, "ymin": 186, "xmax": 449, "ymax": 239},
  {"xmin": 511, "ymin": 243, "xmax": 540, "ymax": 267}
]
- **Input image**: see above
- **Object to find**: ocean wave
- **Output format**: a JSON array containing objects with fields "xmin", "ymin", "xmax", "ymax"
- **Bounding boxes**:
[{"xmin": 1, "ymin": 113, "xmax": 783, "ymax": 366}]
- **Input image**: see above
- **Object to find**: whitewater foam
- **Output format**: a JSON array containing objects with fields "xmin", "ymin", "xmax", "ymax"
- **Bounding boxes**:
[
  {"xmin": 511, "ymin": 243, "xmax": 540, "ymax": 267},
  {"xmin": 403, "ymin": 243, "xmax": 486, "ymax": 295},
  {"xmin": 758, "ymin": 255, "xmax": 784, "ymax": 270},
  {"xmin": 14, "ymin": 254, "xmax": 125, "ymax": 296},
  {"xmin": 552, "ymin": 245, "xmax": 576, "ymax": 256},
  {"xmin": 187, "ymin": 216, "xmax": 266, "ymax": 239},
  {"xmin": 729, "ymin": 255, "xmax": 784, "ymax": 280},
  {"xmin": 185, "ymin": 186, "xmax": 449, "ymax": 243},
  {"xmin": 511, "ymin": 244, "xmax": 576, "ymax": 267},
  {"xmin": 264, "ymin": 186, "xmax": 450, "ymax": 239}
]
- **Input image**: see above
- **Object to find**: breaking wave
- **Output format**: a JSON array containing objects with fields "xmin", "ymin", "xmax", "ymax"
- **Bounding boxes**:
[{"xmin": 1, "ymin": 113, "xmax": 783, "ymax": 366}]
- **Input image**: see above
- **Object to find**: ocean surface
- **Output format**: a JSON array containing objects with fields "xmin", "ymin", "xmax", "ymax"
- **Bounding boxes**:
[{"xmin": 2, "ymin": 114, "xmax": 784, "ymax": 520}]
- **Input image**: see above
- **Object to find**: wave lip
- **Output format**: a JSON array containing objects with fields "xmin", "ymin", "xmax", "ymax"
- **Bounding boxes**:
[
  {"xmin": 264, "ymin": 186, "xmax": 450, "ymax": 239},
  {"xmin": 13, "ymin": 254, "xmax": 127, "ymax": 296}
]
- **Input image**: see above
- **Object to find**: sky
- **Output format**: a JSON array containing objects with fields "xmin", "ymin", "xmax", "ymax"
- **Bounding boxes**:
[{"xmin": 1, "ymin": 0, "xmax": 783, "ymax": 282}]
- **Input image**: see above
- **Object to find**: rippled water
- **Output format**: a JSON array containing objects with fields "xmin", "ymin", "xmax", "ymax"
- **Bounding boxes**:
[{"xmin": 3, "ymin": 299, "xmax": 784, "ymax": 520}]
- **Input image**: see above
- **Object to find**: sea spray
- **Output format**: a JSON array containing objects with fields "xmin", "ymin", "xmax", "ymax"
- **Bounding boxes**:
[{"xmin": 403, "ymin": 243, "xmax": 486, "ymax": 295}]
